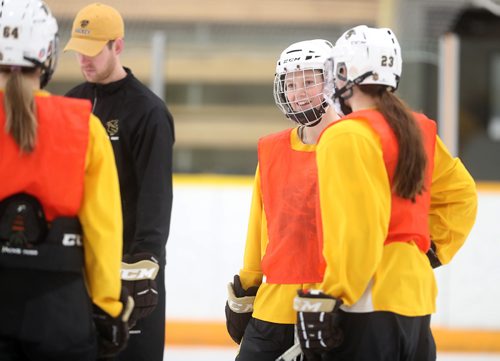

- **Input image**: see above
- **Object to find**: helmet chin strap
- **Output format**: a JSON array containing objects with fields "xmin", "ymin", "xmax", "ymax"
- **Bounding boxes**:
[
  {"xmin": 331, "ymin": 71, "xmax": 374, "ymax": 116},
  {"xmin": 332, "ymin": 96, "xmax": 352, "ymax": 117},
  {"xmin": 24, "ymin": 56, "xmax": 54, "ymax": 89},
  {"xmin": 335, "ymin": 71, "xmax": 374, "ymax": 99}
]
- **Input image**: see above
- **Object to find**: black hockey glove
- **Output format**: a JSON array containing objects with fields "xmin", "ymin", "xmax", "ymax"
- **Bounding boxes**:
[
  {"xmin": 426, "ymin": 241, "xmax": 442, "ymax": 269},
  {"xmin": 93, "ymin": 288, "xmax": 134, "ymax": 359},
  {"xmin": 121, "ymin": 252, "xmax": 160, "ymax": 326},
  {"xmin": 224, "ymin": 274, "xmax": 259, "ymax": 344},
  {"xmin": 294, "ymin": 289, "xmax": 343, "ymax": 361}
]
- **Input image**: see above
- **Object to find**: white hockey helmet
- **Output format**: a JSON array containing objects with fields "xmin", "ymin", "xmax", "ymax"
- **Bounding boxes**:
[
  {"xmin": 333, "ymin": 25, "xmax": 402, "ymax": 98},
  {"xmin": 0, "ymin": 0, "xmax": 59, "ymax": 88},
  {"xmin": 273, "ymin": 39, "xmax": 334, "ymax": 127}
]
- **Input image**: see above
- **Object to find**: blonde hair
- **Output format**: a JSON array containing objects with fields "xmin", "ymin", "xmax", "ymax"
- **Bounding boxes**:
[{"xmin": 3, "ymin": 68, "xmax": 37, "ymax": 153}]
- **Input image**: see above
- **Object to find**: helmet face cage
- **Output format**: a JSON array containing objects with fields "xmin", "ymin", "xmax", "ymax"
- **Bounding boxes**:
[
  {"xmin": 333, "ymin": 25, "xmax": 402, "ymax": 99},
  {"xmin": 273, "ymin": 39, "xmax": 333, "ymax": 127},
  {"xmin": 273, "ymin": 68, "xmax": 327, "ymax": 127},
  {"xmin": 0, "ymin": 0, "xmax": 59, "ymax": 88}
]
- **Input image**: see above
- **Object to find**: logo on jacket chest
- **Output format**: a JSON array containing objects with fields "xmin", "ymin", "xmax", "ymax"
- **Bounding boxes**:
[{"xmin": 105, "ymin": 119, "xmax": 120, "ymax": 141}]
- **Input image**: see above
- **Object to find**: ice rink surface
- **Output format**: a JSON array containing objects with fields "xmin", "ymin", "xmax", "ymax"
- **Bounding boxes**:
[{"xmin": 163, "ymin": 347, "xmax": 500, "ymax": 361}]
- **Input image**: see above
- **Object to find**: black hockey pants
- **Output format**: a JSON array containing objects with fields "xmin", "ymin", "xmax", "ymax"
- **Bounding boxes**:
[
  {"xmin": 0, "ymin": 269, "xmax": 97, "ymax": 361},
  {"xmin": 236, "ymin": 317, "xmax": 295, "ymax": 361},
  {"xmin": 322, "ymin": 311, "xmax": 436, "ymax": 361},
  {"xmin": 236, "ymin": 312, "xmax": 435, "ymax": 361}
]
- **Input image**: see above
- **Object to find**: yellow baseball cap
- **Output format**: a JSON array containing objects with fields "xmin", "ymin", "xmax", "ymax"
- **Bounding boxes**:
[{"xmin": 64, "ymin": 3, "xmax": 124, "ymax": 57}]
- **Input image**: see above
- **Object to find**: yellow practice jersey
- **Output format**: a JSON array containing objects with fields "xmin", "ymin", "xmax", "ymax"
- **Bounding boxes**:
[
  {"xmin": 316, "ymin": 117, "xmax": 477, "ymax": 316},
  {"xmin": 79, "ymin": 111, "xmax": 124, "ymax": 318}
]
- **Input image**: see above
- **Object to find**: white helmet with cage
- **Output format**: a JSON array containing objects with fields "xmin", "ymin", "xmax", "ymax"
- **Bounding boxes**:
[
  {"xmin": 333, "ymin": 25, "xmax": 402, "ymax": 99},
  {"xmin": 0, "ymin": 0, "xmax": 59, "ymax": 88},
  {"xmin": 273, "ymin": 39, "xmax": 334, "ymax": 127}
]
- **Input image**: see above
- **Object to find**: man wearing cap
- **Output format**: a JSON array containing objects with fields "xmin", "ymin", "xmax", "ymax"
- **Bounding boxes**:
[{"xmin": 64, "ymin": 3, "xmax": 175, "ymax": 361}]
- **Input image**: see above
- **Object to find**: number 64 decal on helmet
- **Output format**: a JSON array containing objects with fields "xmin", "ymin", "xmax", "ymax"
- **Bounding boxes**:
[{"xmin": 0, "ymin": 0, "xmax": 59, "ymax": 88}]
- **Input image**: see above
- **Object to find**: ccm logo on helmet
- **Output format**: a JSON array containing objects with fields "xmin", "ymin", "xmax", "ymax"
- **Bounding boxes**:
[
  {"xmin": 62, "ymin": 233, "xmax": 82, "ymax": 247},
  {"xmin": 283, "ymin": 57, "xmax": 301, "ymax": 64}
]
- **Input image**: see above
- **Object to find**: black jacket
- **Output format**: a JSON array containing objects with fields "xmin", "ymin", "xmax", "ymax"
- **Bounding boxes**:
[{"xmin": 66, "ymin": 68, "xmax": 175, "ymax": 261}]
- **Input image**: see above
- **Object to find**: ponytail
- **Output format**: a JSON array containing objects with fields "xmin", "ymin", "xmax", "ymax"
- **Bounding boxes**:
[
  {"xmin": 3, "ymin": 68, "xmax": 37, "ymax": 153},
  {"xmin": 359, "ymin": 85, "xmax": 427, "ymax": 201}
]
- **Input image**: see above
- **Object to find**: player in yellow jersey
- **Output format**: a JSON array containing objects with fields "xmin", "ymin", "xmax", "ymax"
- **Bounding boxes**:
[
  {"xmin": 292, "ymin": 25, "xmax": 478, "ymax": 361},
  {"xmin": 225, "ymin": 39, "xmax": 339, "ymax": 361},
  {"xmin": 0, "ymin": 1, "xmax": 131, "ymax": 359}
]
